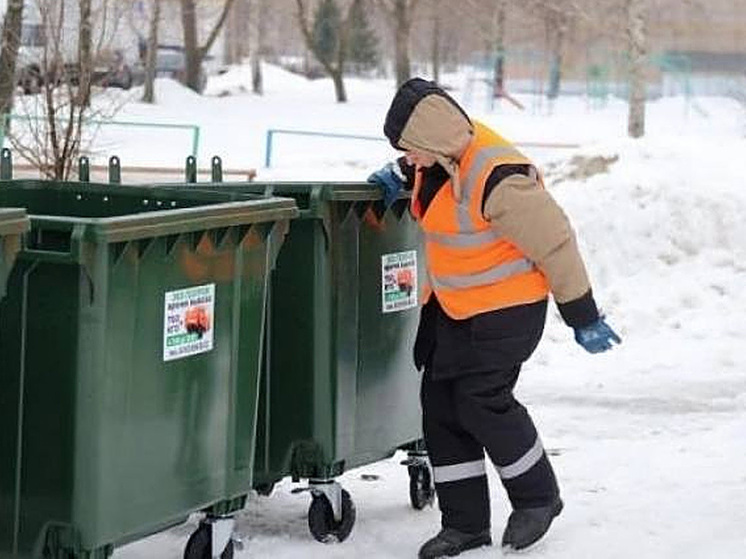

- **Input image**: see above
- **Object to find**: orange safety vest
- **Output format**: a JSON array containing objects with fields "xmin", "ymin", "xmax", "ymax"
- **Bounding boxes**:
[{"xmin": 411, "ymin": 121, "xmax": 550, "ymax": 319}]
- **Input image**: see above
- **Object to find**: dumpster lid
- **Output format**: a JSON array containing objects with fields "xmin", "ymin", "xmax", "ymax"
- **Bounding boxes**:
[
  {"xmin": 256, "ymin": 182, "xmax": 405, "ymax": 202},
  {"xmin": 30, "ymin": 197, "xmax": 298, "ymax": 244},
  {"xmin": 1, "ymin": 181, "xmax": 298, "ymax": 243},
  {"xmin": 173, "ymin": 182, "xmax": 411, "ymax": 203},
  {"xmin": 0, "ymin": 208, "xmax": 29, "ymax": 236}
]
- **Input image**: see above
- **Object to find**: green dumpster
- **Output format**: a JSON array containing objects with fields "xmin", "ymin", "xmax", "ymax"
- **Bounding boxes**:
[
  {"xmin": 156, "ymin": 177, "xmax": 433, "ymax": 543},
  {"xmin": 0, "ymin": 208, "xmax": 28, "ymax": 300},
  {"xmin": 0, "ymin": 179, "xmax": 297, "ymax": 559}
]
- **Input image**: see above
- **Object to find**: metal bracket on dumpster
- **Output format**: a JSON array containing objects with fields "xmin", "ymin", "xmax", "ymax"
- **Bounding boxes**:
[
  {"xmin": 306, "ymin": 185, "xmax": 332, "ymax": 250},
  {"xmin": 1, "ymin": 147, "xmax": 12, "ymax": 179},
  {"xmin": 309, "ymin": 480, "xmax": 344, "ymax": 523},
  {"xmin": 401, "ymin": 450, "xmax": 430, "ymax": 469},
  {"xmin": 108, "ymin": 156, "xmax": 121, "ymax": 184},
  {"xmin": 205, "ymin": 515, "xmax": 235, "ymax": 559},
  {"xmin": 79, "ymin": 156, "xmax": 90, "ymax": 182},
  {"xmin": 185, "ymin": 155, "xmax": 197, "ymax": 184},
  {"xmin": 211, "ymin": 155, "xmax": 223, "ymax": 183}
]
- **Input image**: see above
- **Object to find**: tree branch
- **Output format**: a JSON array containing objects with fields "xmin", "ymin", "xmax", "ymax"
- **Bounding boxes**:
[
  {"xmin": 295, "ymin": 0, "xmax": 339, "ymax": 75},
  {"xmin": 199, "ymin": 0, "xmax": 238, "ymax": 58}
]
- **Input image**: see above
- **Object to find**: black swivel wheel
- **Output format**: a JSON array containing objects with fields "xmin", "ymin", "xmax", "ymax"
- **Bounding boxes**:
[
  {"xmin": 184, "ymin": 523, "xmax": 234, "ymax": 559},
  {"xmin": 307, "ymin": 489, "xmax": 356, "ymax": 543},
  {"xmin": 409, "ymin": 464, "xmax": 435, "ymax": 510}
]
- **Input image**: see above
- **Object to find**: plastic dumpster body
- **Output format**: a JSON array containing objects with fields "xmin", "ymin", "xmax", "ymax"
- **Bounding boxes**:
[
  {"xmin": 0, "ymin": 180, "xmax": 297, "ymax": 559},
  {"xmin": 155, "ymin": 180, "xmax": 432, "ymax": 542},
  {"xmin": 0, "ymin": 208, "xmax": 28, "ymax": 300}
]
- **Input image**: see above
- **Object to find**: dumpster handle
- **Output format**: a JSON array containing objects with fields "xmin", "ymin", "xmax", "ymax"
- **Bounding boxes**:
[
  {"xmin": 302, "ymin": 185, "xmax": 325, "ymax": 218},
  {"xmin": 305, "ymin": 185, "xmax": 332, "ymax": 249},
  {"xmin": 21, "ymin": 248, "xmax": 78, "ymax": 264},
  {"xmin": 22, "ymin": 223, "xmax": 93, "ymax": 271}
]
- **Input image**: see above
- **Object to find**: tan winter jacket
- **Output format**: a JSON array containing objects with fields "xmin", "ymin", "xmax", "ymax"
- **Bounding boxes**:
[{"xmin": 483, "ymin": 173, "xmax": 591, "ymax": 304}]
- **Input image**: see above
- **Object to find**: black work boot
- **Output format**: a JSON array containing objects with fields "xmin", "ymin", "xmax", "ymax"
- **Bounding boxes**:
[
  {"xmin": 501, "ymin": 498, "xmax": 563, "ymax": 551},
  {"xmin": 418, "ymin": 528, "xmax": 492, "ymax": 558}
]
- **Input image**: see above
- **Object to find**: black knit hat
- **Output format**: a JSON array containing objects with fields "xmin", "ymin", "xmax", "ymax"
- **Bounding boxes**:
[{"xmin": 383, "ymin": 78, "xmax": 471, "ymax": 150}]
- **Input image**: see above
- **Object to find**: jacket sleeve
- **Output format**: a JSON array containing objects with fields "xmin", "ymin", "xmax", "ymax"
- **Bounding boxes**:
[{"xmin": 482, "ymin": 172, "xmax": 600, "ymax": 328}]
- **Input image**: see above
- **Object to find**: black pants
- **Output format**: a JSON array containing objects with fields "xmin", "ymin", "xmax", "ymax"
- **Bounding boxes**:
[{"xmin": 418, "ymin": 302, "xmax": 559, "ymax": 534}]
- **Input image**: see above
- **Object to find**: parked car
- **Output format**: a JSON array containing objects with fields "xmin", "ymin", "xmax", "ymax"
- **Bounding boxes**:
[
  {"xmin": 5, "ymin": 1, "xmax": 137, "ymax": 94},
  {"xmin": 93, "ymin": 50, "xmax": 133, "ymax": 90},
  {"xmin": 131, "ymin": 44, "xmax": 209, "ymax": 93}
]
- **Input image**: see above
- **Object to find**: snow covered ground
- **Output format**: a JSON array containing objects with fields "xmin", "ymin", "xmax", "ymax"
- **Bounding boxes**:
[{"xmin": 75, "ymin": 65, "xmax": 746, "ymax": 558}]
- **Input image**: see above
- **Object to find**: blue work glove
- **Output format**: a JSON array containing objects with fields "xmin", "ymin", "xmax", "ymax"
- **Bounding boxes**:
[
  {"xmin": 574, "ymin": 317, "xmax": 622, "ymax": 354},
  {"xmin": 367, "ymin": 162, "xmax": 404, "ymax": 207}
]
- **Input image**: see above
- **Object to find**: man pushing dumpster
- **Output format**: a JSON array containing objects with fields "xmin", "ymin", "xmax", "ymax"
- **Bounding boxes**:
[{"xmin": 368, "ymin": 78, "xmax": 621, "ymax": 558}]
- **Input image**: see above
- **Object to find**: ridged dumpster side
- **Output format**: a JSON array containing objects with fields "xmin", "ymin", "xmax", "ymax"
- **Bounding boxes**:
[
  {"xmin": 0, "ymin": 181, "xmax": 297, "ymax": 558},
  {"xmin": 254, "ymin": 185, "xmax": 424, "ymax": 481},
  {"xmin": 150, "ymin": 179, "xmax": 430, "ymax": 542}
]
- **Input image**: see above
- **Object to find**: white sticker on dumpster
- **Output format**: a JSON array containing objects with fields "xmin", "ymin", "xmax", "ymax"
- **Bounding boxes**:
[
  {"xmin": 163, "ymin": 284, "xmax": 216, "ymax": 362},
  {"xmin": 381, "ymin": 250, "xmax": 418, "ymax": 313}
]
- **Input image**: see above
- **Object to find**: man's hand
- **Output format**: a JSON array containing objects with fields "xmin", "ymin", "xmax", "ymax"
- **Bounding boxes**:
[
  {"xmin": 367, "ymin": 162, "xmax": 405, "ymax": 207},
  {"xmin": 574, "ymin": 318, "xmax": 622, "ymax": 354}
]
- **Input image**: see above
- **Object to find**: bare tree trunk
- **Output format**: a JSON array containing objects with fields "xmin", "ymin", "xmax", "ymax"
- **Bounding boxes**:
[
  {"xmin": 0, "ymin": 0, "xmax": 24, "ymax": 124},
  {"xmin": 180, "ymin": 0, "xmax": 238, "ymax": 93},
  {"xmin": 143, "ymin": 0, "xmax": 161, "ymax": 103},
  {"xmin": 376, "ymin": 0, "xmax": 418, "ymax": 87},
  {"xmin": 393, "ymin": 0, "xmax": 411, "ymax": 87},
  {"xmin": 627, "ymin": 0, "xmax": 647, "ymax": 138},
  {"xmin": 295, "ymin": 0, "xmax": 349, "ymax": 103},
  {"xmin": 78, "ymin": 0, "xmax": 93, "ymax": 107},
  {"xmin": 333, "ymin": 0, "xmax": 348, "ymax": 103},
  {"xmin": 430, "ymin": 0, "xmax": 440, "ymax": 83},
  {"xmin": 546, "ymin": 13, "xmax": 565, "ymax": 99},
  {"xmin": 225, "ymin": 0, "xmax": 250, "ymax": 65},
  {"xmin": 251, "ymin": 53, "xmax": 262, "ymax": 94},
  {"xmin": 251, "ymin": 0, "xmax": 266, "ymax": 94},
  {"xmin": 224, "ymin": 0, "xmax": 236, "ymax": 65},
  {"xmin": 180, "ymin": 0, "xmax": 201, "ymax": 92},
  {"xmin": 492, "ymin": 0, "xmax": 506, "ymax": 97},
  {"xmin": 332, "ymin": 70, "xmax": 346, "ymax": 102}
]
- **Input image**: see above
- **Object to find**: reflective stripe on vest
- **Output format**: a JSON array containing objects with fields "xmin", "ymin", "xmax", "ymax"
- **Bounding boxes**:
[
  {"xmin": 411, "ymin": 121, "xmax": 549, "ymax": 318},
  {"xmin": 429, "ymin": 258, "xmax": 535, "ymax": 290},
  {"xmin": 458, "ymin": 145, "xmax": 523, "ymax": 233},
  {"xmin": 424, "ymin": 228, "xmax": 502, "ymax": 248}
]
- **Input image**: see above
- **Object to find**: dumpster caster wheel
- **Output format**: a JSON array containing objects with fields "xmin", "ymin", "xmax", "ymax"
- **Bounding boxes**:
[
  {"xmin": 308, "ymin": 489, "xmax": 356, "ymax": 543},
  {"xmin": 184, "ymin": 523, "xmax": 234, "ymax": 559},
  {"xmin": 254, "ymin": 481, "xmax": 276, "ymax": 496},
  {"xmin": 409, "ymin": 464, "xmax": 435, "ymax": 510}
]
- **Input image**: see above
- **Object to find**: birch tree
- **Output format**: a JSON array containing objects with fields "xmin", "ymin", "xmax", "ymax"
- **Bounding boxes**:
[
  {"xmin": 142, "ymin": 0, "xmax": 161, "ymax": 103},
  {"xmin": 627, "ymin": 0, "xmax": 646, "ymax": 137},
  {"xmin": 77, "ymin": 0, "xmax": 93, "ymax": 107},
  {"xmin": 250, "ymin": 0, "xmax": 268, "ymax": 94},
  {"xmin": 491, "ymin": 0, "xmax": 506, "ymax": 97}
]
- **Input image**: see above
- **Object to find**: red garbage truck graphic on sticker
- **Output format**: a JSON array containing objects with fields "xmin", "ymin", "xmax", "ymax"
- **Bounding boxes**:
[
  {"xmin": 184, "ymin": 306, "xmax": 211, "ymax": 338},
  {"xmin": 396, "ymin": 268, "xmax": 414, "ymax": 297}
]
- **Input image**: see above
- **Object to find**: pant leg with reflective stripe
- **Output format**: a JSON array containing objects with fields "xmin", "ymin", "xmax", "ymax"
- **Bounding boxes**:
[
  {"xmin": 453, "ymin": 366, "xmax": 560, "ymax": 509},
  {"xmin": 421, "ymin": 370, "xmax": 490, "ymax": 533}
]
